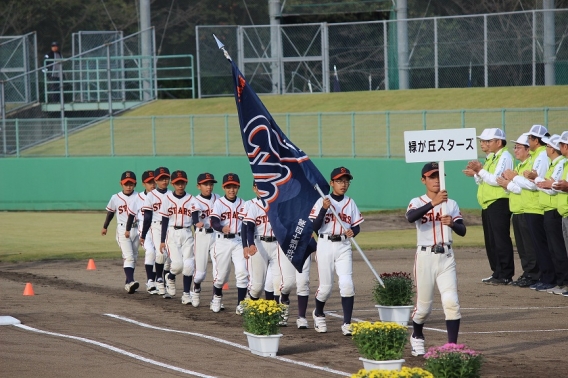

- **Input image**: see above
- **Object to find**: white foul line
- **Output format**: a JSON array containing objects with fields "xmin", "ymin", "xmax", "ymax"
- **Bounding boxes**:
[
  {"xmin": 14, "ymin": 323, "xmax": 215, "ymax": 378},
  {"xmin": 105, "ymin": 313, "xmax": 350, "ymax": 377}
]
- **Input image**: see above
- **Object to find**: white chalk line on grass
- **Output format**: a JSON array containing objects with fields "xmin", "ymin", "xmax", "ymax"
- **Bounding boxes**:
[
  {"xmin": 355, "ymin": 305, "xmax": 568, "ymax": 312},
  {"xmin": 13, "ymin": 323, "xmax": 215, "ymax": 378},
  {"xmin": 105, "ymin": 314, "xmax": 350, "ymax": 377}
]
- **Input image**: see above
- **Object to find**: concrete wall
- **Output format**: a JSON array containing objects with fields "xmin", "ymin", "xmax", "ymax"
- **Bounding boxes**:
[{"xmin": 0, "ymin": 157, "xmax": 479, "ymax": 210}]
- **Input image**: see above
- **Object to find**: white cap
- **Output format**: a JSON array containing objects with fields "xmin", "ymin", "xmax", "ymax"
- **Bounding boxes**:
[
  {"xmin": 477, "ymin": 128, "xmax": 506, "ymax": 141},
  {"xmin": 559, "ymin": 131, "xmax": 568, "ymax": 145},
  {"xmin": 543, "ymin": 134, "xmax": 561, "ymax": 151},
  {"xmin": 527, "ymin": 124, "xmax": 548, "ymax": 139},
  {"xmin": 511, "ymin": 133, "xmax": 529, "ymax": 146}
]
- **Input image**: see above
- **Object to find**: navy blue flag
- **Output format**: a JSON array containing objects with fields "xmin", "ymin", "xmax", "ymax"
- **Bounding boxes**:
[{"xmin": 230, "ymin": 60, "xmax": 329, "ymax": 272}]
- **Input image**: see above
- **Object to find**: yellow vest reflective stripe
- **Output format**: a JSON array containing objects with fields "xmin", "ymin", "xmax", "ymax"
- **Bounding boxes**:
[
  {"xmin": 478, "ymin": 148, "xmax": 508, "ymax": 210},
  {"xmin": 510, "ymin": 158, "xmax": 531, "ymax": 214}
]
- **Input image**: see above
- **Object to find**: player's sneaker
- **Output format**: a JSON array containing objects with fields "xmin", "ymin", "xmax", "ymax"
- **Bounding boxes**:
[
  {"xmin": 481, "ymin": 275, "xmax": 494, "ymax": 283},
  {"xmin": 279, "ymin": 304, "xmax": 289, "ymax": 326},
  {"xmin": 181, "ymin": 292, "xmax": 192, "ymax": 305},
  {"xmin": 190, "ymin": 291, "xmax": 200, "ymax": 307},
  {"xmin": 410, "ymin": 336, "xmax": 426, "ymax": 356},
  {"xmin": 124, "ymin": 281, "xmax": 139, "ymax": 294},
  {"xmin": 146, "ymin": 280, "xmax": 158, "ymax": 295},
  {"xmin": 341, "ymin": 323, "xmax": 352, "ymax": 336},
  {"xmin": 166, "ymin": 277, "xmax": 176, "ymax": 297},
  {"xmin": 156, "ymin": 279, "xmax": 166, "ymax": 295},
  {"xmin": 210, "ymin": 295, "xmax": 222, "ymax": 313},
  {"xmin": 550, "ymin": 286, "xmax": 567, "ymax": 295},
  {"xmin": 312, "ymin": 310, "xmax": 327, "ymax": 333},
  {"xmin": 236, "ymin": 304, "xmax": 244, "ymax": 315},
  {"xmin": 296, "ymin": 317, "xmax": 309, "ymax": 329},
  {"xmin": 536, "ymin": 283, "xmax": 555, "ymax": 292}
]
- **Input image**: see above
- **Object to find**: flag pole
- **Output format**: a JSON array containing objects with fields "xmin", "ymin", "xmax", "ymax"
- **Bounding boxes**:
[
  {"xmin": 315, "ymin": 184, "xmax": 384, "ymax": 287},
  {"xmin": 213, "ymin": 34, "xmax": 232, "ymax": 61}
]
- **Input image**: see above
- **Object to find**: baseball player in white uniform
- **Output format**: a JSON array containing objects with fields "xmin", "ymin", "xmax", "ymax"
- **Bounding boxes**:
[
  {"xmin": 126, "ymin": 170, "xmax": 158, "ymax": 294},
  {"xmin": 140, "ymin": 167, "xmax": 172, "ymax": 297},
  {"xmin": 159, "ymin": 170, "xmax": 196, "ymax": 303},
  {"xmin": 190, "ymin": 173, "xmax": 220, "ymax": 307},
  {"xmin": 309, "ymin": 167, "xmax": 364, "ymax": 336},
  {"xmin": 101, "ymin": 171, "xmax": 140, "ymax": 294},
  {"xmin": 406, "ymin": 162, "xmax": 466, "ymax": 356},
  {"xmin": 209, "ymin": 173, "xmax": 249, "ymax": 313}
]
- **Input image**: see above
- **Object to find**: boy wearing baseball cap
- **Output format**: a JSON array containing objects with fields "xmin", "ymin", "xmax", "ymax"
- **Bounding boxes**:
[
  {"xmin": 406, "ymin": 162, "xmax": 466, "ymax": 356},
  {"xmin": 101, "ymin": 171, "xmax": 140, "ymax": 294},
  {"xmin": 158, "ymin": 170, "xmax": 197, "ymax": 303},
  {"xmin": 141, "ymin": 167, "xmax": 172, "ymax": 297},
  {"xmin": 209, "ymin": 173, "xmax": 249, "ymax": 313},
  {"xmin": 126, "ymin": 170, "xmax": 159, "ymax": 294},
  {"xmin": 309, "ymin": 167, "xmax": 364, "ymax": 335},
  {"xmin": 189, "ymin": 173, "xmax": 220, "ymax": 307}
]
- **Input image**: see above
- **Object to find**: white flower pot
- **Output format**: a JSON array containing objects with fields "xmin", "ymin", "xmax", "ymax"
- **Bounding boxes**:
[
  {"xmin": 375, "ymin": 305, "xmax": 413, "ymax": 326},
  {"xmin": 244, "ymin": 331, "xmax": 283, "ymax": 357},
  {"xmin": 359, "ymin": 357, "xmax": 405, "ymax": 371}
]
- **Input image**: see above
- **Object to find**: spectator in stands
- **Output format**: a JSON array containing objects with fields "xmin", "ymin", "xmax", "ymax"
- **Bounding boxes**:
[{"xmin": 43, "ymin": 41, "xmax": 63, "ymax": 103}]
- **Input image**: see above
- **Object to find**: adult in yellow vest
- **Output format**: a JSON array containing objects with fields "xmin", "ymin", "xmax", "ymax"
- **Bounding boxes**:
[
  {"xmin": 551, "ymin": 131, "xmax": 568, "ymax": 296},
  {"xmin": 534, "ymin": 134, "xmax": 568, "ymax": 294},
  {"xmin": 467, "ymin": 128, "xmax": 515, "ymax": 285},
  {"xmin": 463, "ymin": 129, "xmax": 496, "ymax": 282},
  {"xmin": 498, "ymin": 134, "xmax": 539, "ymax": 287}
]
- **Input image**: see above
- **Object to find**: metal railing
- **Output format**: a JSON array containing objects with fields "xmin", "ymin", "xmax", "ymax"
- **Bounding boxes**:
[{"xmin": 3, "ymin": 107, "xmax": 566, "ymax": 158}]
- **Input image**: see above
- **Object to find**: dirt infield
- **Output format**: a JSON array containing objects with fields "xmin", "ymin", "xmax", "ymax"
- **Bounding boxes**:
[{"xmin": 1, "ymin": 243, "xmax": 567, "ymax": 377}]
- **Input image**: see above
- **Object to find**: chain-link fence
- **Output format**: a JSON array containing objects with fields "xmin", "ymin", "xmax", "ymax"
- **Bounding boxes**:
[
  {"xmin": 0, "ymin": 32, "xmax": 38, "ymax": 110},
  {"xmin": 197, "ymin": 9, "xmax": 568, "ymax": 97},
  {"xmin": 2, "ymin": 107, "xmax": 566, "ymax": 158},
  {"xmin": 1, "ymin": 27, "xmax": 196, "ymax": 156}
]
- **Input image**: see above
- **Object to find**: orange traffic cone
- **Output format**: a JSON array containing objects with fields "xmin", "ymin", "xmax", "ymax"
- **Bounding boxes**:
[
  {"xmin": 86, "ymin": 259, "xmax": 96, "ymax": 270},
  {"xmin": 23, "ymin": 283, "xmax": 35, "ymax": 296},
  {"xmin": 222, "ymin": 283, "xmax": 229, "ymax": 290}
]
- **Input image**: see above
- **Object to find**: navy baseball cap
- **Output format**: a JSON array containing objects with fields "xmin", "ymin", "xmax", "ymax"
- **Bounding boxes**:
[
  {"xmin": 141, "ymin": 170, "xmax": 154, "ymax": 183},
  {"xmin": 121, "ymin": 171, "xmax": 136, "ymax": 184},
  {"xmin": 422, "ymin": 162, "xmax": 440, "ymax": 177},
  {"xmin": 197, "ymin": 172, "xmax": 217, "ymax": 184},
  {"xmin": 154, "ymin": 167, "xmax": 170, "ymax": 180},
  {"xmin": 51, "ymin": 41, "xmax": 59, "ymax": 46},
  {"xmin": 330, "ymin": 167, "xmax": 353, "ymax": 180},
  {"xmin": 171, "ymin": 170, "xmax": 188, "ymax": 184},
  {"xmin": 222, "ymin": 173, "xmax": 240, "ymax": 187}
]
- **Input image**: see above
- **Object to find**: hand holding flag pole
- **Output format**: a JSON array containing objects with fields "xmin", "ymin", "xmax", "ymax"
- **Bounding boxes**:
[{"xmin": 314, "ymin": 184, "xmax": 384, "ymax": 287}]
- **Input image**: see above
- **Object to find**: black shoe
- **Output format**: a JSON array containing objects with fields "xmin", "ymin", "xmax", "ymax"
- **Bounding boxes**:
[
  {"xmin": 481, "ymin": 275, "xmax": 494, "ymax": 283},
  {"xmin": 511, "ymin": 276, "xmax": 527, "ymax": 287},
  {"xmin": 518, "ymin": 278, "xmax": 536, "ymax": 288},
  {"xmin": 487, "ymin": 277, "xmax": 512, "ymax": 285}
]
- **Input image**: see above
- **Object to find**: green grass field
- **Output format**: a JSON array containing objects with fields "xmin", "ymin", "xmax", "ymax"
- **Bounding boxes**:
[
  {"xmin": 0, "ymin": 211, "xmax": 485, "ymax": 263},
  {"xmin": 20, "ymin": 86, "xmax": 568, "ymax": 157}
]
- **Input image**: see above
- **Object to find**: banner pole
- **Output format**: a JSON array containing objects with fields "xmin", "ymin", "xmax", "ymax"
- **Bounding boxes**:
[
  {"xmin": 315, "ymin": 184, "xmax": 384, "ymax": 287},
  {"xmin": 438, "ymin": 161, "xmax": 451, "ymax": 239}
]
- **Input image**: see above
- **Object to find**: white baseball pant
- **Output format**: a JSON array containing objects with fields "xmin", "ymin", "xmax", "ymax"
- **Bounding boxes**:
[
  {"xmin": 278, "ymin": 248, "xmax": 311, "ymax": 296},
  {"xmin": 315, "ymin": 237, "xmax": 354, "ymax": 302},
  {"xmin": 412, "ymin": 247, "xmax": 461, "ymax": 324},
  {"xmin": 194, "ymin": 228, "xmax": 215, "ymax": 284},
  {"xmin": 138, "ymin": 224, "xmax": 156, "ymax": 266},
  {"xmin": 247, "ymin": 238, "xmax": 279, "ymax": 298},
  {"xmin": 149, "ymin": 222, "xmax": 168, "ymax": 265},
  {"xmin": 116, "ymin": 225, "xmax": 139, "ymax": 268},
  {"xmin": 211, "ymin": 235, "xmax": 249, "ymax": 289},
  {"xmin": 165, "ymin": 228, "xmax": 195, "ymax": 276}
]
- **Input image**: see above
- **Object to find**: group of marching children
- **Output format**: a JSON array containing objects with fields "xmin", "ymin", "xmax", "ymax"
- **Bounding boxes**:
[
  {"xmin": 102, "ymin": 166, "xmax": 365, "ymax": 334},
  {"xmin": 464, "ymin": 125, "xmax": 568, "ymax": 296}
]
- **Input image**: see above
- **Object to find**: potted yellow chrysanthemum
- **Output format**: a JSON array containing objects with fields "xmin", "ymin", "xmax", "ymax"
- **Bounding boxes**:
[
  {"xmin": 241, "ymin": 298, "xmax": 286, "ymax": 357},
  {"xmin": 351, "ymin": 321, "xmax": 409, "ymax": 371},
  {"xmin": 351, "ymin": 367, "xmax": 434, "ymax": 378}
]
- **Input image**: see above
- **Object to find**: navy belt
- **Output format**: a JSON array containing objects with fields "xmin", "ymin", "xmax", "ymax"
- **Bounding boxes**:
[
  {"xmin": 198, "ymin": 228, "xmax": 214, "ymax": 234},
  {"xmin": 173, "ymin": 226, "xmax": 190, "ymax": 230},
  {"xmin": 218, "ymin": 232, "xmax": 240, "ymax": 239},
  {"xmin": 256, "ymin": 235, "xmax": 277, "ymax": 242},
  {"xmin": 319, "ymin": 234, "xmax": 345, "ymax": 242},
  {"xmin": 420, "ymin": 245, "xmax": 451, "ymax": 254}
]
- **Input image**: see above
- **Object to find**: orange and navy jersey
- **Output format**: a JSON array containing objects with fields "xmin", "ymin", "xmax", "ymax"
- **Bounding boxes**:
[
  {"xmin": 106, "ymin": 191, "xmax": 138, "ymax": 225},
  {"xmin": 407, "ymin": 195, "xmax": 462, "ymax": 246},
  {"xmin": 244, "ymin": 198, "xmax": 274, "ymax": 237},
  {"xmin": 159, "ymin": 193, "xmax": 195, "ymax": 228},
  {"xmin": 191, "ymin": 193, "xmax": 220, "ymax": 228},
  {"xmin": 211, "ymin": 196, "xmax": 245, "ymax": 235},
  {"xmin": 143, "ymin": 189, "xmax": 172, "ymax": 222},
  {"xmin": 309, "ymin": 195, "xmax": 364, "ymax": 235}
]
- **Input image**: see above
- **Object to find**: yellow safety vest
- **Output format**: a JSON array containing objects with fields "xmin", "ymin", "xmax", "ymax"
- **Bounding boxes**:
[
  {"xmin": 476, "ymin": 153, "xmax": 494, "ymax": 208},
  {"xmin": 556, "ymin": 160, "xmax": 568, "ymax": 217},
  {"xmin": 509, "ymin": 158, "xmax": 531, "ymax": 214},
  {"xmin": 520, "ymin": 153, "xmax": 543, "ymax": 215},
  {"xmin": 478, "ymin": 148, "xmax": 508, "ymax": 210},
  {"xmin": 539, "ymin": 155, "xmax": 564, "ymax": 212}
]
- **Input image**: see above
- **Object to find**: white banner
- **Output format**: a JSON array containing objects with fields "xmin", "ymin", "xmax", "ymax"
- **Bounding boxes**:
[{"xmin": 404, "ymin": 128, "xmax": 478, "ymax": 163}]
